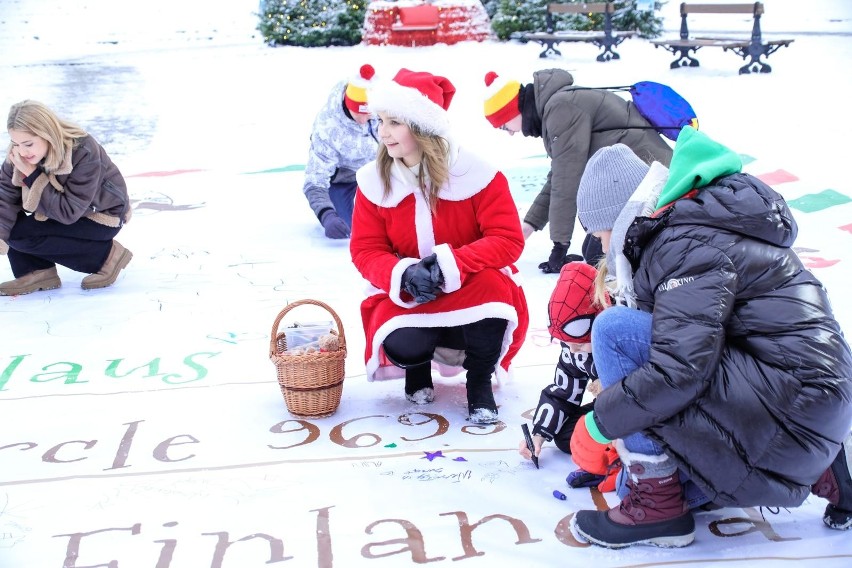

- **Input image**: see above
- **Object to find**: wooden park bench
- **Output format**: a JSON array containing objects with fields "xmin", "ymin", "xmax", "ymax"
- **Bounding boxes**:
[
  {"xmin": 650, "ymin": 2, "xmax": 794, "ymax": 74},
  {"xmin": 521, "ymin": 2, "xmax": 637, "ymax": 62}
]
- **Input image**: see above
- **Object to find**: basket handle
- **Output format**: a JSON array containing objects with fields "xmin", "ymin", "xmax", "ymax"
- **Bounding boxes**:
[{"xmin": 269, "ymin": 299, "xmax": 347, "ymax": 358}]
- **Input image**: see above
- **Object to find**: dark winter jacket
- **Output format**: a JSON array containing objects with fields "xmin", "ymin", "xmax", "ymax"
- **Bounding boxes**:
[
  {"xmin": 594, "ymin": 127, "xmax": 852, "ymax": 508},
  {"xmin": 532, "ymin": 344, "xmax": 596, "ymax": 453},
  {"xmin": 0, "ymin": 134, "xmax": 130, "ymax": 243},
  {"xmin": 524, "ymin": 68, "xmax": 673, "ymax": 244}
]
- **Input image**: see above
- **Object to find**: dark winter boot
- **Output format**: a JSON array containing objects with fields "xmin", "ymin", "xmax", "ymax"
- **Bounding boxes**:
[
  {"xmin": 571, "ymin": 441, "xmax": 695, "ymax": 548},
  {"xmin": 459, "ymin": 318, "xmax": 506, "ymax": 425},
  {"xmin": 811, "ymin": 435, "xmax": 852, "ymax": 530},
  {"xmin": 404, "ymin": 363, "xmax": 434, "ymax": 405},
  {"xmin": 466, "ymin": 374, "xmax": 497, "ymax": 424}
]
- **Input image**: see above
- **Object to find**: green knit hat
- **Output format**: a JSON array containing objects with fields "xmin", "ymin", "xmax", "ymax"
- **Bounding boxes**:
[{"xmin": 656, "ymin": 126, "xmax": 742, "ymax": 209}]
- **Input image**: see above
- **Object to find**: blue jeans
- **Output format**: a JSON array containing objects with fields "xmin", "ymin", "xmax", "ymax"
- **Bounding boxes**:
[
  {"xmin": 329, "ymin": 181, "xmax": 356, "ymax": 227},
  {"xmin": 593, "ymin": 306, "xmax": 710, "ymax": 508},
  {"xmin": 592, "ymin": 306, "xmax": 661, "ymax": 455}
]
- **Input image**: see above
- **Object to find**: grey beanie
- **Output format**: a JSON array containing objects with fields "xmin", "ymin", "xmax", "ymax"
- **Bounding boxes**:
[{"xmin": 577, "ymin": 144, "xmax": 650, "ymax": 233}]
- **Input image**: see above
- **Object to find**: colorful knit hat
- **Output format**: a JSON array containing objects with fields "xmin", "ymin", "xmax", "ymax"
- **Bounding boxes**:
[
  {"xmin": 548, "ymin": 262, "xmax": 606, "ymax": 343},
  {"xmin": 344, "ymin": 64, "xmax": 376, "ymax": 114},
  {"xmin": 483, "ymin": 71, "xmax": 521, "ymax": 128},
  {"xmin": 367, "ymin": 68, "xmax": 456, "ymax": 137}
]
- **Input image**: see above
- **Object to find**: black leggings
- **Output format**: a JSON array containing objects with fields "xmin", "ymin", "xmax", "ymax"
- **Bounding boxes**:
[{"xmin": 383, "ymin": 318, "xmax": 508, "ymax": 378}]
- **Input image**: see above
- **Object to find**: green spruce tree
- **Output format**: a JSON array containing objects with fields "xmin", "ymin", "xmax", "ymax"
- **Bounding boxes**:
[
  {"xmin": 491, "ymin": 0, "xmax": 665, "ymax": 41},
  {"xmin": 258, "ymin": 0, "xmax": 367, "ymax": 47}
]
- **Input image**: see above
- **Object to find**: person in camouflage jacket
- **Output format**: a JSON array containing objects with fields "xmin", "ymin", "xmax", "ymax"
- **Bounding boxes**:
[{"xmin": 303, "ymin": 65, "xmax": 379, "ymax": 239}]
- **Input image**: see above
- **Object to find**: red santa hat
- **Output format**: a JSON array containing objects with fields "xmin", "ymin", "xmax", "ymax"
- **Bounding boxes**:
[
  {"xmin": 483, "ymin": 71, "xmax": 521, "ymax": 129},
  {"xmin": 367, "ymin": 68, "xmax": 455, "ymax": 137},
  {"xmin": 548, "ymin": 262, "xmax": 608, "ymax": 344},
  {"xmin": 344, "ymin": 64, "xmax": 376, "ymax": 114}
]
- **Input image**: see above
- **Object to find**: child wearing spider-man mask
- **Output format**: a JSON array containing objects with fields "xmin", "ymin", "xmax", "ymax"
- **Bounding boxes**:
[{"xmin": 518, "ymin": 261, "xmax": 621, "ymax": 491}]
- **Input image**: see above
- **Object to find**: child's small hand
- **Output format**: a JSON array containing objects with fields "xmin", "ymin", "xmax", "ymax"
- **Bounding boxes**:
[{"xmin": 518, "ymin": 434, "xmax": 544, "ymax": 461}]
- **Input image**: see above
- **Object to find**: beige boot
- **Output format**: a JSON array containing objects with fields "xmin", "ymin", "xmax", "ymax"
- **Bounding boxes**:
[
  {"xmin": 0, "ymin": 266, "xmax": 61, "ymax": 296},
  {"xmin": 81, "ymin": 241, "xmax": 132, "ymax": 290}
]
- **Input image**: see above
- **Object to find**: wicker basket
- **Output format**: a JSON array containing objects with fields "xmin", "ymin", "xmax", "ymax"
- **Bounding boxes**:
[{"xmin": 269, "ymin": 299, "xmax": 347, "ymax": 418}]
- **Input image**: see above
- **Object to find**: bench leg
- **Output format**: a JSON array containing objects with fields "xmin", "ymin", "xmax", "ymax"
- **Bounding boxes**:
[
  {"xmin": 726, "ymin": 44, "xmax": 774, "ymax": 74},
  {"xmin": 668, "ymin": 46, "xmax": 701, "ymax": 69},
  {"xmin": 537, "ymin": 40, "xmax": 562, "ymax": 59},
  {"xmin": 596, "ymin": 50, "xmax": 620, "ymax": 62},
  {"xmin": 595, "ymin": 38, "xmax": 623, "ymax": 62},
  {"xmin": 738, "ymin": 59, "xmax": 772, "ymax": 74}
]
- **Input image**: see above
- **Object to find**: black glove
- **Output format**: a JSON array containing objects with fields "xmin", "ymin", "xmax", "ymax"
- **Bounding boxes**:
[
  {"xmin": 320, "ymin": 210, "xmax": 350, "ymax": 239},
  {"xmin": 401, "ymin": 253, "xmax": 444, "ymax": 303},
  {"xmin": 539, "ymin": 242, "xmax": 583, "ymax": 274}
]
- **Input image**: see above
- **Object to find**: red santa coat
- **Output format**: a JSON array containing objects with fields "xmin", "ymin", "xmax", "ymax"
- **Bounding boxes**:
[{"xmin": 350, "ymin": 146, "xmax": 529, "ymax": 381}]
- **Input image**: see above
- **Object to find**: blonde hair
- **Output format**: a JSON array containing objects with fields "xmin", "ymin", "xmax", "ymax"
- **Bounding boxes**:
[
  {"xmin": 377, "ymin": 122, "xmax": 449, "ymax": 213},
  {"xmin": 593, "ymin": 257, "xmax": 611, "ymax": 308},
  {"xmin": 7, "ymin": 100, "xmax": 87, "ymax": 172}
]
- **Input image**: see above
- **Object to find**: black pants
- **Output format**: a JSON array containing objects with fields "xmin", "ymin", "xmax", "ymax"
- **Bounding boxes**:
[
  {"xmin": 383, "ymin": 318, "xmax": 508, "ymax": 379},
  {"xmin": 7, "ymin": 212, "xmax": 120, "ymax": 277}
]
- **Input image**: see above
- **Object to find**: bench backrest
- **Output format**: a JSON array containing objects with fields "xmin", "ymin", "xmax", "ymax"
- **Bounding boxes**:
[
  {"xmin": 679, "ymin": 2, "xmax": 764, "ymax": 40},
  {"xmin": 548, "ymin": 2, "xmax": 614, "ymax": 15},
  {"xmin": 545, "ymin": 2, "xmax": 615, "ymax": 34},
  {"xmin": 680, "ymin": 2, "xmax": 763, "ymax": 17}
]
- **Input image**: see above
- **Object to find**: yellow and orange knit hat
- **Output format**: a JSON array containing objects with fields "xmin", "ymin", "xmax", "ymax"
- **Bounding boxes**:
[
  {"xmin": 483, "ymin": 71, "xmax": 521, "ymax": 128},
  {"xmin": 344, "ymin": 64, "xmax": 376, "ymax": 114}
]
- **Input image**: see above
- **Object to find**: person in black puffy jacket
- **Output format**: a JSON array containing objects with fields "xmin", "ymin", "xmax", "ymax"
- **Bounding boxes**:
[{"xmin": 567, "ymin": 130, "xmax": 852, "ymax": 549}]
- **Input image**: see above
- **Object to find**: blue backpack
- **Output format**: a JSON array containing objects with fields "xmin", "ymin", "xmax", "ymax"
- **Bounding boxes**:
[{"xmin": 575, "ymin": 81, "xmax": 698, "ymax": 141}]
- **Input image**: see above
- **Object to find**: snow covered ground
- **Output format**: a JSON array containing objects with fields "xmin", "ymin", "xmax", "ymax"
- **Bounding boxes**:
[{"xmin": 1, "ymin": 1, "xmax": 851, "ymax": 566}]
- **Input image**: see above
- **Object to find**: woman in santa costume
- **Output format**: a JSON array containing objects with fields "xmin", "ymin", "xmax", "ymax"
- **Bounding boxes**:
[{"xmin": 349, "ymin": 68, "xmax": 529, "ymax": 424}]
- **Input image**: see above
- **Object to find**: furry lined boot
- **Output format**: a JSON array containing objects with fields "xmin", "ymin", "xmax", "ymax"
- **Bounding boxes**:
[
  {"xmin": 812, "ymin": 435, "xmax": 852, "ymax": 530},
  {"xmin": 571, "ymin": 440, "xmax": 695, "ymax": 548}
]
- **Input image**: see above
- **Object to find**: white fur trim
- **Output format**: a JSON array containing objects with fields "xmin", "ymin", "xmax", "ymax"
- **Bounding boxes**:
[
  {"xmin": 368, "ymin": 78, "xmax": 451, "ymax": 137},
  {"xmin": 366, "ymin": 302, "xmax": 518, "ymax": 381},
  {"xmin": 613, "ymin": 438, "xmax": 675, "ymax": 481},
  {"xmin": 433, "ymin": 243, "xmax": 460, "ymax": 293},
  {"xmin": 412, "ymin": 179, "xmax": 436, "ymax": 257},
  {"xmin": 356, "ymin": 148, "xmax": 498, "ymax": 207}
]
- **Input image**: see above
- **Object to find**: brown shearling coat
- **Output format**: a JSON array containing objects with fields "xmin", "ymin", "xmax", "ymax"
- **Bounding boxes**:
[{"xmin": 0, "ymin": 134, "xmax": 130, "ymax": 245}]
